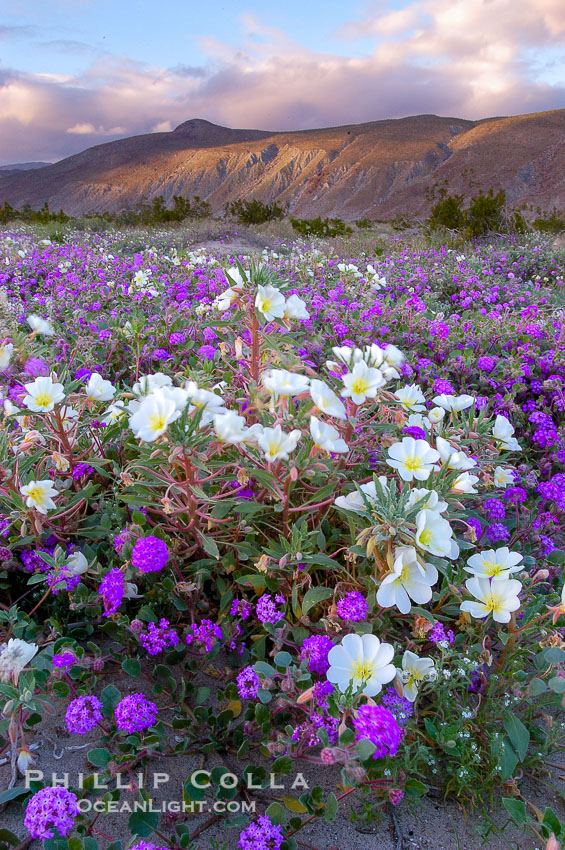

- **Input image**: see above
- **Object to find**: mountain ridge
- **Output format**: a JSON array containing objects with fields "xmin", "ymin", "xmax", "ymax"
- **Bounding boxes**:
[{"xmin": 0, "ymin": 110, "xmax": 563, "ymax": 219}]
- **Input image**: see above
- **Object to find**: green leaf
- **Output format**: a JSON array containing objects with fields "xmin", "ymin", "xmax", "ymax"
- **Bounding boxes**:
[
  {"xmin": 128, "ymin": 810, "xmax": 159, "ymax": 837},
  {"xmin": 272, "ymin": 755, "xmax": 292, "ymax": 775},
  {"xmin": 301, "ymin": 587, "xmax": 333, "ymax": 616},
  {"xmin": 528, "ymin": 677, "xmax": 547, "ymax": 696},
  {"xmin": 0, "ymin": 786, "xmax": 29, "ymax": 805},
  {"xmin": 498, "ymin": 737, "xmax": 519, "ymax": 780},
  {"xmin": 265, "ymin": 802, "xmax": 287, "ymax": 826},
  {"xmin": 197, "ymin": 532, "xmax": 219, "ymax": 559},
  {"xmin": 121, "ymin": 658, "xmax": 141, "ymax": 677},
  {"xmin": 404, "ymin": 778, "xmax": 429, "ymax": 797},
  {"xmin": 544, "ymin": 647, "xmax": 565, "ymax": 665},
  {"xmin": 503, "ymin": 714, "xmax": 530, "ymax": 762},
  {"xmin": 546, "ymin": 549, "xmax": 565, "ymax": 565},
  {"xmin": 0, "ymin": 830, "xmax": 21, "ymax": 847},
  {"xmin": 254, "ymin": 661, "xmax": 275, "ymax": 677},
  {"xmin": 502, "ymin": 798, "xmax": 526, "ymax": 826},
  {"xmin": 274, "ymin": 651, "xmax": 292, "ymax": 669},
  {"xmin": 87, "ymin": 747, "xmax": 111, "ymax": 767},
  {"xmin": 356, "ymin": 739, "xmax": 377, "ymax": 760},
  {"xmin": 100, "ymin": 684, "xmax": 121, "ymax": 713},
  {"xmin": 549, "ymin": 676, "xmax": 565, "ymax": 693},
  {"xmin": 325, "ymin": 792, "xmax": 338, "ymax": 822}
]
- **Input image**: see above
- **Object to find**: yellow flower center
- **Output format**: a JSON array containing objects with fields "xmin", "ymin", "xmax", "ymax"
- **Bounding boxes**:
[
  {"xmin": 34, "ymin": 392, "xmax": 53, "ymax": 408},
  {"xmin": 403, "ymin": 456, "xmax": 423, "ymax": 472},
  {"xmin": 260, "ymin": 297, "xmax": 273, "ymax": 314},
  {"xmin": 26, "ymin": 486, "xmax": 44, "ymax": 504},
  {"xmin": 418, "ymin": 528, "xmax": 433, "ymax": 546},
  {"xmin": 267, "ymin": 441, "xmax": 280, "ymax": 456},
  {"xmin": 351, "ymin": 658, "xmax": 374, "ymax": 681},
  {"xmin": 482, "ymin": 559, "xmax": 504, "ymax": 577},
  {"xmin": 350, "ymin": 377, "xmax": 369, "ymax": 396},
  {"xmin": 149, "ymin": 413, "xmax": 168, "ymax": 432}
]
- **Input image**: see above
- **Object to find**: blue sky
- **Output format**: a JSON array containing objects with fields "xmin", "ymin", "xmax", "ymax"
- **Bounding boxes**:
[{"xmin": 0, "ymin": 0, "xmax": 563, "ymax": 163}]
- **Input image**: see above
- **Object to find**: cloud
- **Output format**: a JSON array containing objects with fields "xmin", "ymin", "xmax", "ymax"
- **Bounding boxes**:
[{"xmin": 0, "ymin": 0, "xmax": 563, "ymax": 163}]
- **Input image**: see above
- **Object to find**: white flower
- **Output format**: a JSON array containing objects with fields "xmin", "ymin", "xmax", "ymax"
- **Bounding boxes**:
[
  {"xmin": 460, "ymin": 576, "xmax": 522, "ymax": 623},
  {"xmin": 394, "ymin": 384, "xmax": 426, "ymax": 412},
  {"xmin": 309, "ymin": 379, "xmax": 347, "ymax": 420},
  {"xmin": 129, "ymin": 389, "xmax": 181, "ymax": 442},
  {"xmin": 66, "ymin": 551, "xmax": 89, "ymax": 575},
  {"xmin": 330, "ymin": 345, "xmax": 364, "ymax": 368},
  {"xmin": 85, "ymin": 372, "xmax": 115, "ymax": 403},
  {"xmin": 400, "ymin": 651, "xmax": 437, "ymax": 702},
  {"xmin": 225, "ymin": 266, "xmax": 246, "ymax": 287},
  {"xmin": 334, "ymin": 478, "xmax": 389, "ymax": 512},
  {"xmin": 377, "ymin": 546, "xmax": 438, "ymax": 614},
  {"xmin": 133, "ymin": 373, "xmax": 172, "ymax": 396},
  {"xmin": 465, "ymin": 547, "xmax": 523, "ymax": 581},
  {"xmin": 20, "ymin": 479, "xmax": 59, "ymax": 514},
  {"xmin": 435, "ymin": 436, "xmax": 477, "ymax": 471},
  {"xmin": 310, "ymin": 416, "xmax": 348, "ymax": 454},
  {"xmin": 492, "ymin": 415, "xmax": 521, "ymax": 452},
  {"xmin": 406, "ymin": 488, "xmax": 448, "ymax": 513},
  {"xmin": 262, "ymin": 369, "xmax": 310, "ymax": 397},
  {"xmin": 27, "ymin": 314, "xmax": 54, "ymax": 336},
  {"xmin": 326, "ymin": 633, "xmax": 396, "ymax": 697},
  {"xmin": 17, "ymin": 747, "xmax": 36, "ymax": 774},
  {"xmin": 283, "ymin": 294, "xmax": 310, "ymax": 320},
  {"xmin": 258, "ymin": 425, "xmax": 301, "ymax": 462},
  {"xmin": 22, "ymin": 377, "xmax": 65, "ymax": 413},
  {"xmin": 494, "ymin": 466, "xmax": 515, "ymax": 488},
  {"xmin": 102, "ymin": 402, "xmax": 128, "ymax": 424},
  {"xmin": 131, "ymin": 270, "xmax": 151, "ymax": 289},
  {"xmin": 451, "ymin": 472, "xmax": 479, "ymax": 494},
  {"xmin": 255, "ymin": 284, "xmax": 286, "ymax": 322},
  {"xmin": 0, "ymin": 638, "xmax": 39, "ymax": 684},
  {"xmin": 386, "ymin": 437, "xmax": 440, "ymax": 482},
  {"xmin": 0, "ymin": 342, "xmax": 13, "ymax": 372},
  {"xmin": 415, "ymin": 509, "xmax": 459, "ymax": 559},
  {"xmin": 214, "ymin": 287, "xmax": 238, "ymax": 311},
  {"xmin": 59, "ymin": 405, "xmax": 79, "ymax": 431},
  {"xmin": 341, "ymin": 361, "xmax": 384, "ymax": 404},
  {"xmin": 433, "ymin": 394, "xmax": 474, "ymax": 412},
  {"xmin": 383, "ymin": 343, "xmax": 404, "ymax": 367},
  {"xmin": 214, "ymin": 411, "xmax": 248, "ymax": 444},
  {"xmin": 363, "ymin": 343, "xmax": 385, "ymax": 368},
  {"xmin": 184, "ymin": 385, "xmax": 225, "ymax": 425},
  {"xmin": 427, "ymin": 407, "xmax": 446, "ymax": 425}
]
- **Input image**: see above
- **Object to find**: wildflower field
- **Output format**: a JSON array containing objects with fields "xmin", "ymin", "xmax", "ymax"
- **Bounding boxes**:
[{"xmin": 0, "ymin": 225, "xmax": 564, "ymax": 850}]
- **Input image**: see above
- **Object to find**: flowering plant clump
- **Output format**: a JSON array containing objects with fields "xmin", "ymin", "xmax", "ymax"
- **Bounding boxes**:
[{"xmin": 0, "ymin": 229, "xmax": 563, "ymax": 848}]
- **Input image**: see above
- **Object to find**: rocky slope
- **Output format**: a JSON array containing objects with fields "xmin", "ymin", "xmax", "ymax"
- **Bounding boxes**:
[{"xmin": 0, "ymin": 111, "xmax": 563, "ymax": 219}]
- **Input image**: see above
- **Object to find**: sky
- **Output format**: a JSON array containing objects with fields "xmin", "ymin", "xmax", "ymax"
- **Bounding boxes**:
[{"xmin": 0, "ymin": 0, "xmax": 563, "ymax": 164}]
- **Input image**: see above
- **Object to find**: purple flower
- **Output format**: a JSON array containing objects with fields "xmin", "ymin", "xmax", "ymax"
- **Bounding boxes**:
[
  {"xmin": 292, "ymin": 712, "xmax": 339, "ymax": 747},
  {"xmin": 24, "ymin": 786, "xmax": 79, "ymax": 839},
  {"xmin": 381, "ymin": 687, "xmax": 414, "ymax": 725},
  {"xmin": 352, "ymin": 704, "xmax": 402, "ymax": 759},
  {"xmin": 230, "ymin": 599, "xmax": 253, "ymax": 620},
  {"xmin": 486, "ymin": 522, "xmax": 510, "ymax": 543},
  {"xmin": 236, "ymin": 666, "xmax": 261, "ymax": 700},
  {"xmin": 114, "ymin": 694, "xmax": 158, "ymax": 733},
  {"xmin": 52, "ymin": 652, "xmax": 76, "ymax": 669},
  {"xmin": 131, "ymin": 536, "xmax": 169, "ymax": 573},
  {"xmin": 168, "ymin": 332, "xmax": 185, "ymax": 345},
  {"xmin": 336, "ymin": 591, "xmax": 369, "ymax": 622},
  {"xmin": 428, "ymin": 621, "xmax": 455, "ymax": 646},
  {"xmin": 139, "ymin": 619, "xmax": 179, "ymax": 655},
  {"xmin": 65, "ymin": 695, "xmax": 103, "ymax": 734},
  {"xmin": 23, "ymin": 357, "xmax": 49, "ymax": 377},
  {"xmin": 312, "ymin": 681, "xmax": 334, "ymax": 707},
  {"xmin": 256, "ymin": 593, "xmax": 285, "ymax": 625},
  {"xmin": 130, "ymin": 843, "xmax": 168, "ymax": 850},
  {"xmin": 238, "ymin": 815, "xmax": 284, "ymax": 850},
  {"xmin": 186, "ymin": 619, "xmax": 223, "ymax": 652},
  {"xmin": 300, "ymin": 635, "xmax": 334, "ymax": 675},
  {"xmin": 98, "ymin": 568, "xmax": 125, "ymax": 616},
  {"xmin": 483, "ymin": 498, "xmax": 506, "ymax": 520},
  {"xmin": 197, "ymin": 344, "xmax": 217, "ymax": 361},
  {"xmin": 504, "ymin": 486, "xmax": 527, "ymax": 504}
]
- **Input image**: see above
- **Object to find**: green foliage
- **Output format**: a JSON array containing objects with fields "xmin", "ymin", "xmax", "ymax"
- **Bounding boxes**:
[
  {"xmin": 429, "ymin": 193, "xmax": 466, "ymax": 231},
  {"xmin": 0, "ymin": 200, "xmax": 69, "ymax": 225},
  {"xmin": 226, "ymin": 198, "xmax": 286, "ymax": 224},
  {"xmin": 290, "ymin": 216, "xmax": 353, "ymax": 237},
  {"xmin": 533, "ymin": 209, "xmax": 565, "ymax": 233}
]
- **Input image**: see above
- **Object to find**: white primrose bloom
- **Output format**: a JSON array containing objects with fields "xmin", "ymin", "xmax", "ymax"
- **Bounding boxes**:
[
  {"xmin": 255, "ymin": 284, "xmax": 286, "ymax": 322},
  {"xmin": 394, "ymin": 384, "xmax": 426, "ymax": 412},
  {"xmin": 382, "ymin": 344, "xmax": 405, "ymax": 379},
  {"xmin": 341, "ymin": 361, "xmax": 385, "ymax": 404},
  {"xmin": 400, "ymin": 651, "xmax": 437, "ymax": 702},
  {"xmin": 262, "ymin": 369, "xmax": 310, "ymax": 397},
  {"xmin": 20, "ymin": 479, "xmax": 59, "ymax": 514},
  {"xmin": 225, "ymin": 266, "xmax": 246, "ymax": 287},
  {"xmin": 309, "ymin": 379, "xmax": 347, "ymax": 420},
  {"xmin": 363, "ymin": 343, "xmax": 385, "ymax": 368},
  {"xmin": 451, "ymin": 472, "xmax": 479, "ymax": 494},
  {"xmin": 377, "ymin": 545, "xmax": 438, "ymax": 614},
  {"xmin": 66, "ymin": 551, "xmax": 89, "ymax": 575},
  {"xmin": 415, "ymin": 508, "xmax": 459, "ymax": 559},
  {"xmin": 492, "ymin": 415, "xmax": 522, "ymax": 452},
  {"xmin": 309, "ymin": 416, "xmax": 348, "ymax": 454},
  {"xmin": 435, "ymin": 436, "xmax": 477, "ymax": 471},
  {"xmin": 433, "ymin": 394, "xmax": 475, "ymax": 412},
  {"xmin": 214, "ymin": 287, "xmax": 238, "ymax": 311},
  {"xmin": 159, "ymin": 385, "xmax": 191, "ymax": 414},
  {"xmin": 27, "ymin": 314, "xmax": 54, "ymax": 336},
  {"xmin": 406, "ymin": 488, "xmax": 448, "ymax": 513},
  {"xmin": 283, "ymin": 294, "xmax": 310, "ymax": 320},
  {"xmin": 326, "ymin": 633, "xmax": 396, "ymax": 697},
  {"xmin": 338, "ymin": 262, "xmax": 361, "ymax": 276},
  {"xmin": 184, "ymin": 385, "xmax": 225, "ymax": 425},
  {"xmin": 57, "ymin": 405, "xmax": 79, "ymax": 432},
  {"xmin": 131, "ymin": 269, "xmax": 150, "ymax": 289},
  {"xmin": 22, "ymin": 377, "xmax": 65, "ymax": 413},
  {"xmin": 465, "ymin": 547, "xmax": 523, "ymax": 581},
  {"xmin": 427, "ymin": 406, "xmax": 446, "ymax": 425},
  {"xmin": 386, "ymin": 437, "xmax": 440, "ymax": 482},
  {"xmin": 0, "ymin": 342, "xmax": 13, "ymax": 371},
  {"xmin": 258, "ymin": 425, "xmax": 301, "ymax": 462},
  {"xmin": 330, "ymin": 345, "xmax": 364, "ymax": 368},
  {"xmin": 494, "ymin": 466, "xmax": 515, "ymax": 488},
  {"xmin": 129, "ymin": 389, "xmax": 182, "ymax": 442},
  {"xmin": 0, "ymin": 638, "xmax": 39, "ymax": 683},
  {"xmin": 213, "ymin": 411, "xmax": 249, "ymax": 444},
  {"xmin": 334, "ymin": 477, "xmax": 389, "ymax": 512},
  {"xmin": 460, "ymin": 576, "xmax": 522, "ymax": 623},
  {"xmin": 102, "ymin": 402, "xmax": 128, "ymax": 424},
  {"xmin": 133, "ymin": 372, "xmax": 172, "ymax": 396},
  {"xmin": 85, "ymin": 372, "xmax": 116, "ymax": 403},
  {"xmin": 242, "ymin": 422, "xmax": 265, "ymax": 446}
]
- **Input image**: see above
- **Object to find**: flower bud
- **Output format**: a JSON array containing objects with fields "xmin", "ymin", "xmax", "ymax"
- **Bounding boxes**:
[{"xmin": 17, "ymin": 746, "xmax": 35, "ymax": 774}]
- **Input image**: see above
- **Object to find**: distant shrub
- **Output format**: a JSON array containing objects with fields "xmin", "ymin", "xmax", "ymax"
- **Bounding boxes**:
[
  {"xmin": 428, "ymin": 188, "xmax": 531, "ymax": 238},
  {"xmin": 391, "ymin": 215, "xmax": 413, "ymax": 231},
  {"xmin": 290, "ymin": 216, "xmax": 353, "ymax": 237},
  {"xmin": 355, "ymin": 218, "xmax": 373, "ymax": 229},
  {"xmin": 429, "ymin": 194, "xmax": 466, "ymax": 231},
  {"xmin": 532, "ymin": 211, "xmax": 565, "ymax": 233},
  {"xmin": 465, "ymin": 189, "xmax": 506, "ymax": 238},
  {"xmin": 226, "ymin": 199, "xmax": 286, "ymax": 225}
]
